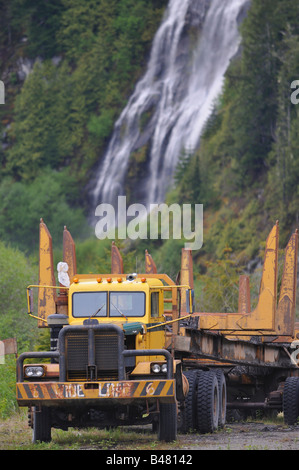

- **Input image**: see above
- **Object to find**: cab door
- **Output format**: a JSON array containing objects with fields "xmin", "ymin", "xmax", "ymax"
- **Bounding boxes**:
[{"xmin": 148, "ymin": 289, "xmax": 165, "ymax": 351}]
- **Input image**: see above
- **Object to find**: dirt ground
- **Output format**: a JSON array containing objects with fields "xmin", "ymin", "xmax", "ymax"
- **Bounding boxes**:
[
  {"xmin": 1, "ymin": 414, "xmax": 299, "ymax": 450},
  {"xmin": 176, "ymin": 422, "xmax": 299, "ymax": 450}
]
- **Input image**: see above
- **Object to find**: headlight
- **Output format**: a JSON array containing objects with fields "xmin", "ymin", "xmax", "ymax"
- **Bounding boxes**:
[
  {"xmin": 24, "ymin": 366, "xmax": 45, "ymax": 378},
  {"xmin": 151, "ymin": 363, "xmax": 168, "ymax": 374},
  {"xmin": 151, "ymin": 363, "xmax": 161, "ymax": 373}
]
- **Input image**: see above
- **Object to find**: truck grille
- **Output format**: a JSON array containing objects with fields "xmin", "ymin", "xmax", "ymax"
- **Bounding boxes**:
[{"xmin": 65, "ymin": 330, "xmax": 119, "ymax": 381}]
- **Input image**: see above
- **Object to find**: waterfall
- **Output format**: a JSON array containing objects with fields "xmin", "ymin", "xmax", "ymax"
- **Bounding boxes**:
[{"xmin": 91, "ymin": 0, "xmax": 250, "ymax": 212}]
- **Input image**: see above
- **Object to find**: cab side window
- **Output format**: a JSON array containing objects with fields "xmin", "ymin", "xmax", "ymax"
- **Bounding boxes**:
[{"xmin": 151, "ymin": 292, "xmax": 159, "ymax": 318}]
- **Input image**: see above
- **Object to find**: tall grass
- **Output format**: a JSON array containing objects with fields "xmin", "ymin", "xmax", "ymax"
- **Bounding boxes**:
[{"xmin": 0, "ymin": 355, "xmax": 18, "ymax": 419}]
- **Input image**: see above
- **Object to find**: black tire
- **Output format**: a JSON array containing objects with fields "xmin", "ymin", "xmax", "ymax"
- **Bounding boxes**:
[
  {"xmin": 197, "ymin": 371, "xmax": 219, "ymax": 433},
  {"xmin": 180, "ymin": 371, "xmax": 198, "ymax": 433},
  {"xmin": 283, "ymin": 377, "xmax": 299, "ymax": 425},
  {"xmin": 32, "ymin": 406, "xmax": 52, "ymax": 443},
  {"xmin": 215, "ymin": 369, "xmax": 227, "ymax": 428},
  {"xmin": 158, "ymin": 402, "xmax": 177, "ymax": 442}
]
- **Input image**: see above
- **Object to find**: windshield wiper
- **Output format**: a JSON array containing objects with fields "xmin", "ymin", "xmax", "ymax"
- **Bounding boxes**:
[
  {"xmin": 90, "ymin": 303, "xmax": 106, "ymax": 318},
  {"xmin": 110, "ymin": 301, "xmax": 128, "ymax": 321}
]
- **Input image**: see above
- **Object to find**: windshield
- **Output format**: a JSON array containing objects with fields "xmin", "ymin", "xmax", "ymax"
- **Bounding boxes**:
[
  {"xmin": 110, "ymin": 292, "xmax": 145, "ymax": 317},
  {"xmin": 72, "ymin": 291, "xmax": 145, "ymax": 318},
  {"xmin": 72, "ymin": 292, "xmax": 107, "ymax": 317}
]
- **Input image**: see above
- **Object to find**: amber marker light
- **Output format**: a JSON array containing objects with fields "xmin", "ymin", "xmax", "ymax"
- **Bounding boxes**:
[
  {"xmin": 73, "ymin": 277, "xmax": 79, "ymax": 283},
  {"xmin": 97, "ymin": 277, "xmax": 102, "ymax": 283},
  {"xmin": 117, "ymin": 278, "xmax": 122, "ymax": 283},
  {"xmin": 107, "ymin": 278, "xmax": 112, "ymax": 283},
  {"xmin": 141, "ymin": 278, "xmax": 146, "ymax": 283}
]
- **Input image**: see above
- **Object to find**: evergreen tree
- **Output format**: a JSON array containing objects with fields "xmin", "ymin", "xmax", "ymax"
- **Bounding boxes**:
[{"xmin": 230, "ymin": 0, "xmax": 281, "ymax": 181}]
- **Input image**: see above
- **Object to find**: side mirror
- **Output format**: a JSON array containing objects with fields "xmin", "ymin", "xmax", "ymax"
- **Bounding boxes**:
[{"xmin": 27, "ymin": 288, "xmax": 34, "ymax": 314}]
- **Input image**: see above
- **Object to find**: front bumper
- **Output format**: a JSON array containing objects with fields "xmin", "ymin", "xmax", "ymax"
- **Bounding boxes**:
[
  {"xmin": 16, "ymin": 379, "xmax": 175, "ymax": 407},
  {"xmin": 16, "ymin": 324, "xmax": 175, "ymax": 408}
]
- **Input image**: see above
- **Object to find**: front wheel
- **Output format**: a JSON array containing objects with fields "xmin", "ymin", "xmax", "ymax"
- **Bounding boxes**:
[
  {"xmin": 32, "ymin": 406, "xmax": 52, "ymax": 443},
  {"xmin": 158, "ymin": 402, "xmax": 177, "ymax": 442}
]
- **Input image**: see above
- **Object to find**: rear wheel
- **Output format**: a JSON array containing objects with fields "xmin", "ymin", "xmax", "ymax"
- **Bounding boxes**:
[
  {"xmin": 197, "ymin": 371, "xmax": 219, "ymax": 433},
  {"xmin": 32, "ymin": 406, "xmax": 52, "ymax": 443},
  {"xmin": 283, "ymin": 377, "xmax": 299, "ymax": 425},
  {"xmin": 158, "ymin": 402, "xmax": 177, "ymax": 442},
  {"xmin": 180, "ymin": 371, "xmax": 198, "ymax": 433},
  {"xmin": 215, "ymin": 369, "xmax": 227, "ymax": 428}
]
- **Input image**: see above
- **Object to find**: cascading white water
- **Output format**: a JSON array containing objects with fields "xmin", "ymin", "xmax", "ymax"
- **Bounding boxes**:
[{"xmin": 91, "ymin": 0, "xmax": 250, "ymax": 212}]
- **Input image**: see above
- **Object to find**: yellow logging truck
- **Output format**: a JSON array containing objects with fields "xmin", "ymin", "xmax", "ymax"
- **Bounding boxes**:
[
  {"xmin": 16, "ymin": 220, "xmax": 193, "ymax": 442},
  {"xmin": 16, "ymin": 220, "xmax": 299, "ymax": 443}
]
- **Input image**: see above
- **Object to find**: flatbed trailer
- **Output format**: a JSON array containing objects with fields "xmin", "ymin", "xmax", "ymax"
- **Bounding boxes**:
[{"xmin": 167, "ymin": 222, "xmax": 299, "ymax": 426}]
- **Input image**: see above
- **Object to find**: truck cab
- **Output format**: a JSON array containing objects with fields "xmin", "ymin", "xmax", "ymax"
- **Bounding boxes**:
[
  {"xmin": 47, "ymin": 274, "xmax": 169, "ymax": 381},
  {"xmin": 68, "ymin": 274, "xmax": 165, "ymax": 354}
]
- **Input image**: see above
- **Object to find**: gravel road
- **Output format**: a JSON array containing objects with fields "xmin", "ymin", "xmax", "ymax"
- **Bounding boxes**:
[
  {"xmin": 175, "ymin": 422, "xmax": 299, "ymax": 450},
  {"xmin": 75, "ymin": 421, "xmax": 299, "ymax": 451}
]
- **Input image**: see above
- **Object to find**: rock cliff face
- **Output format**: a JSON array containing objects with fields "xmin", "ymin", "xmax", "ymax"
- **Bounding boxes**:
[{"xmin": 91, "ymin": 0, "xmax": 250, "ymax": 215}]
